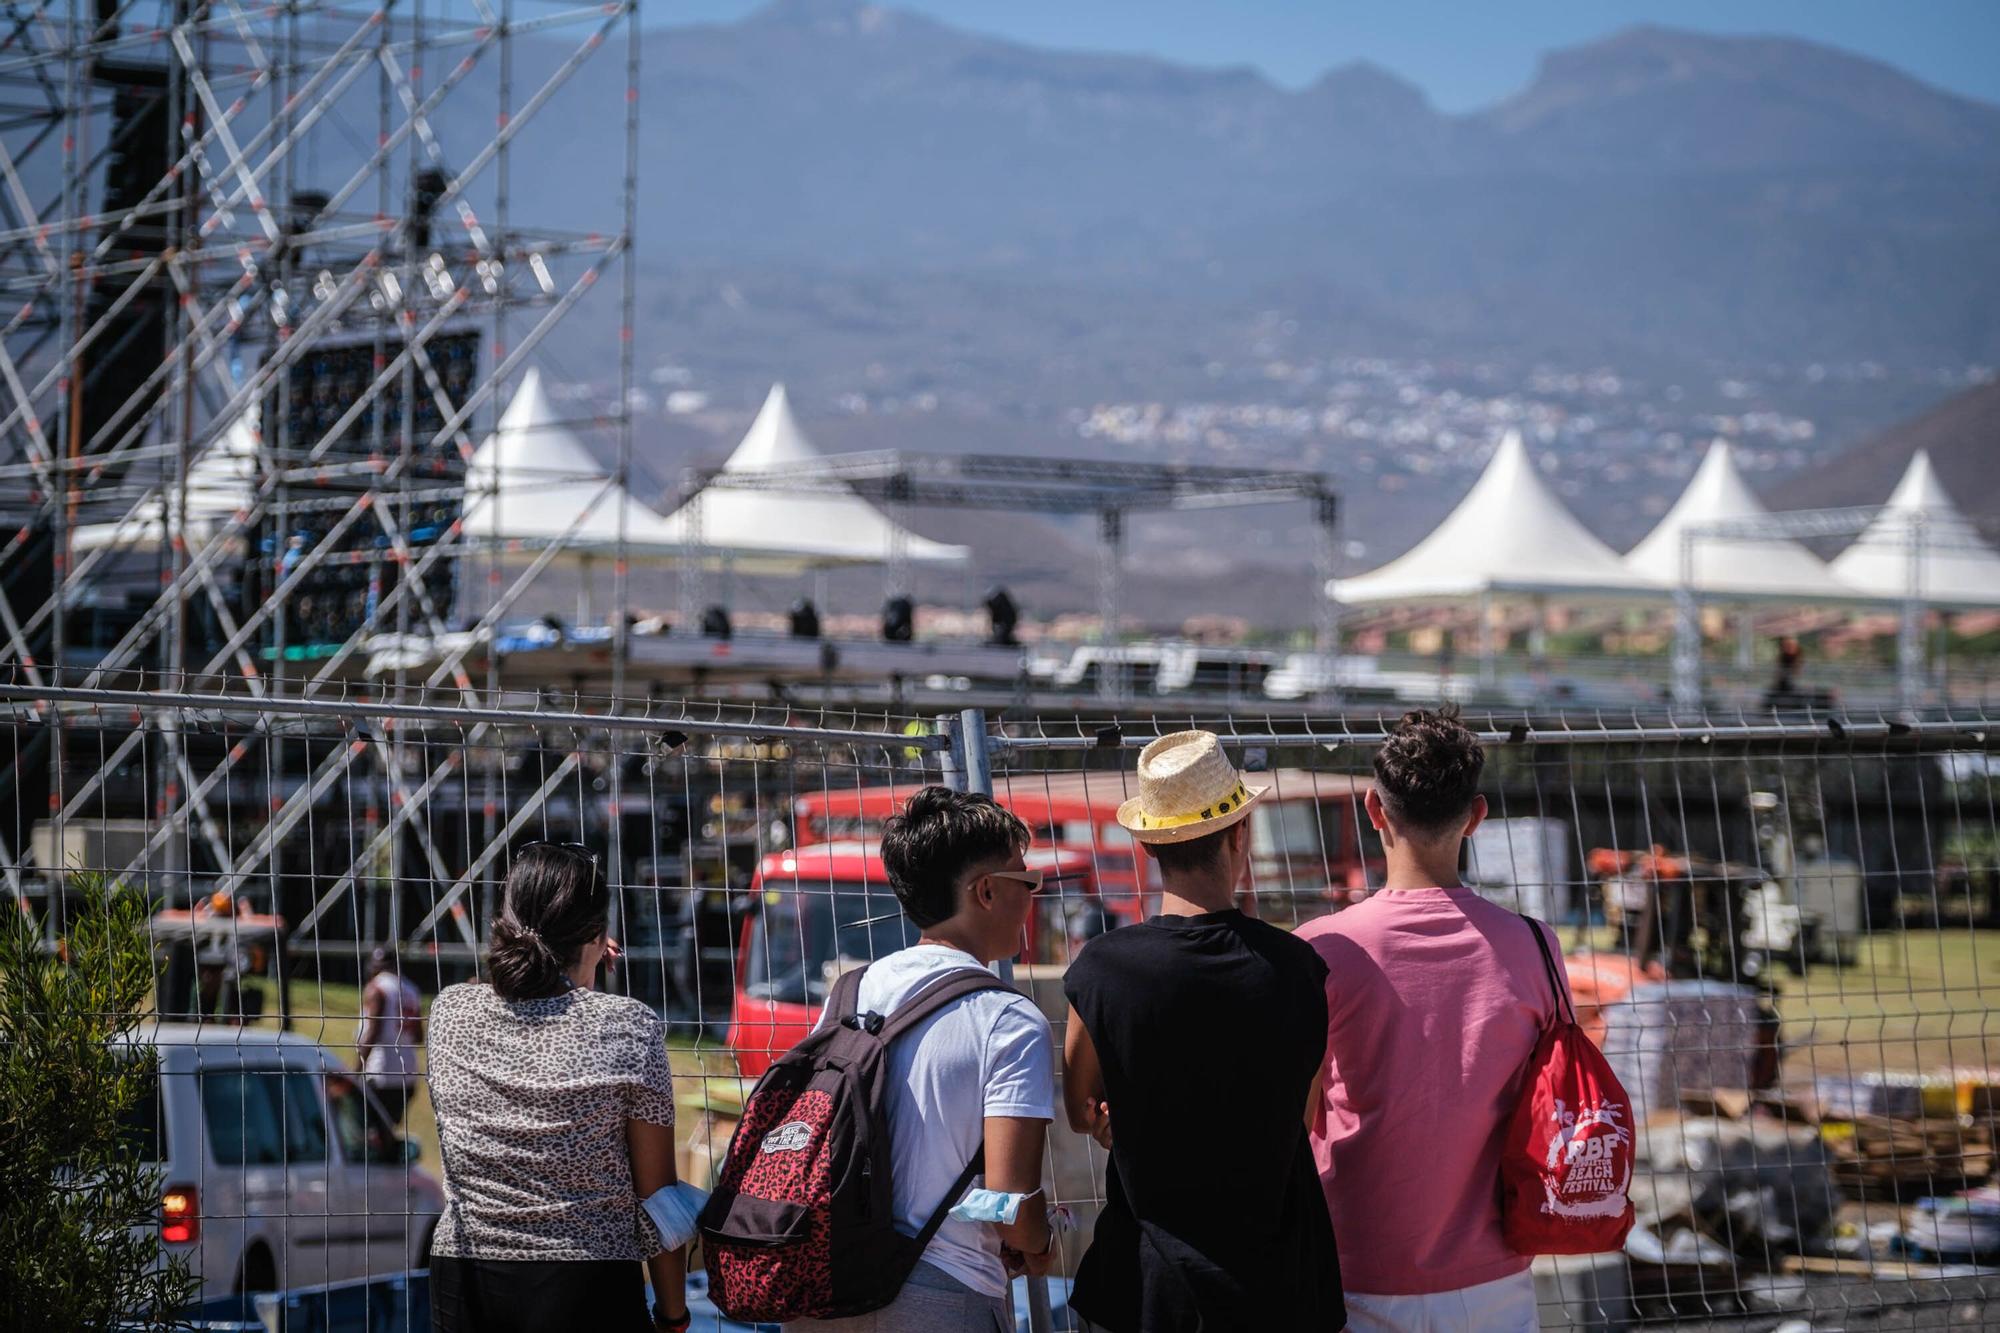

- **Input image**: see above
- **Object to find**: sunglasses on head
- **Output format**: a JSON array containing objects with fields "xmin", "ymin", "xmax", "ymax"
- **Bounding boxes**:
[
  {"xmin": 520, "ymin": 840, "xmax": 603, "ymax": 875},
  {"xmin": 522, "ymin": 839, "xmax": 595, "ymax": 856},
  {"xmin": 983, "ymin": 867, "xmax": 1047, "ymax": 894}
]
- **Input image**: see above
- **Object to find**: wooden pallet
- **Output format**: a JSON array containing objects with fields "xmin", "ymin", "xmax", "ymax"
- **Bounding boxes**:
[{"xmin": 1822, "ymin": 1116, "xmax": 1993, "ymax": 1200}]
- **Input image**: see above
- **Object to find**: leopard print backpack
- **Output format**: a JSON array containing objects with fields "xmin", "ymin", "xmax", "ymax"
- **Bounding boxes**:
[{"xmin": 698, "ymin": 965, "xmax": 1014, "ymax": 1322}]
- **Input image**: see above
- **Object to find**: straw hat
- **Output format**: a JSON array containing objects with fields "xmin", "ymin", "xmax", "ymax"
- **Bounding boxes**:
[{"xmin": 1115, "ymin": 730, "xmax": 1266, "ymax": 844}]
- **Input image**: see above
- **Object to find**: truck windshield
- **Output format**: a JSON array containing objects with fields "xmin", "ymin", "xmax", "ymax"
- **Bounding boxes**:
[
  {"xmin": 1252, "ymin": 799, "xmax": 1348, "ymax": 863},
  {"xmin": 743, "ymin": 881, "xmax": 918, "ymax": 1007}
]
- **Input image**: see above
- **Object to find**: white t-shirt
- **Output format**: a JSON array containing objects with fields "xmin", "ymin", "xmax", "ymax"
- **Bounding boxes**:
[
  {"xmin": 359, "ymin": 972, "xmax": 424, "ymax": 1083},
  {"xmin": 820, "ymin": 943, "xmax": 1055, "ymax": 1298}
]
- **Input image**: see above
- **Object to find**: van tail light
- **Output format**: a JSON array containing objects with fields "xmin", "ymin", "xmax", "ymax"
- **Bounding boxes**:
[{"xmin": 162, "ymin": 1185, "xmax": 200, "ymax": 1244}]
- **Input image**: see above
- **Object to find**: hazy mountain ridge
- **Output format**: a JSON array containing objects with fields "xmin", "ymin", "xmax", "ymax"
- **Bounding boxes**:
[
  {"xmin": 1777, "ymin": 376, "xmax": 2000, "ymax": 519},
  {"xmin": 527, "ymin": 1, "xmax": 2000, "ymax": 368},
  {"xmin": 1482, "ymin": 25, "xmax": 2000, "ymax": 169}
]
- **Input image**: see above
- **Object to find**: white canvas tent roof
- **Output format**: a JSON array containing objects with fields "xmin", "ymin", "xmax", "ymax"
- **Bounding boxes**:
[
  {"xmin": 461, "ymin": 368, "xmax": 687, "ymax": 561},
  {"xmin": 1623, "ymin": 441, "xmax": 1850, "ymax": 599},
  {"xmin": 73, "ymin": 414, "xmax": 259, "ymax": 554},
  {"xmin": 657, "ymin": 384, "xmax": 968, "ymax": 575},
  {"xmin": 1330, "ymin": 430, "xmax": 1653, "ymax": 605},
  {"xmin": 1829, "ymin": 450, "xmax": 2000, "ymax": 607}
]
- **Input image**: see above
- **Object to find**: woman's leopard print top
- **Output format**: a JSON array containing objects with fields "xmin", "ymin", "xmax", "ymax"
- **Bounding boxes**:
[{"xmin": 427, "ymin": 982, "xmax": 675, "ymax": 1261}]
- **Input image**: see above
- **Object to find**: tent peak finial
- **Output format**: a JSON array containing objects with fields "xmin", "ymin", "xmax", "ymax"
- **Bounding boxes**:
[{"xmin": 729, "ymin": 381, "xmax": 816, "ymax": 471}]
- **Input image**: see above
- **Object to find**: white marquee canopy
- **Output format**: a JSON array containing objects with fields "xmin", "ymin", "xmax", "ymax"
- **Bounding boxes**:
[
  {"xmin": 460, "ymin": 368, "xmax": 687, "ymax": 561},
  {"xmin": 657, "ymin": 383, "xmax": 968, "ymax": 575},
  {"xmin": 1330, "ymin": 430, "xmax": 1652, "ymax": 605},
  {"xmin": 1830, "ymin": 449, "xmax": 2000, "ymax": 608},
  {"xmin": 1623, "ymin": 440, "xmax": 1850, "ymax": 599},
  {"xmin": 73, "ymin": 414, "xmax": 259, "ymax": 554}
]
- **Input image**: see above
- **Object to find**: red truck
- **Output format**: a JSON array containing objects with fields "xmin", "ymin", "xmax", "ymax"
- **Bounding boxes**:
[
  {"xmin": 793, "ymin": 770, "xmax": 1376, "ymax": 928},
  {"xmin": 726, "ymin": 841, "xmax": 1099, "ymax": 1077}
]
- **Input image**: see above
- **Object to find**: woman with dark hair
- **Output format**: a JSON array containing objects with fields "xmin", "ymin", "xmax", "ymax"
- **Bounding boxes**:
[{"xmin": 426, "ymin": 842, "xmax": 697, "ymax": 1333}]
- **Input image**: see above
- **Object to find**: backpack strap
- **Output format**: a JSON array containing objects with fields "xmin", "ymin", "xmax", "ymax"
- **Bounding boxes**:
[
  {"xmin": 1521, "ymin": 914, "xmax": 1576, "ymax": 1028},
  {"xmin": 826, "ymin": 962, "xmax": 869, "ymax": 1025},
  {"xmin": 912, "ymin": 1144, "xmax": 987, "ymax": 1252},
  {"xmin": 877, "ymin": 967, "xmax": 1017, "ymax": 1045},
  {"xmin": 872, "ymin": 966, "xmax": 1020, "ymax": 1250}
]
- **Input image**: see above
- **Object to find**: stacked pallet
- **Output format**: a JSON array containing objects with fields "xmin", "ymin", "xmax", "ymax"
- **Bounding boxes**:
[{"xmin": 1821, "ymin": 1116, "xmax": 1993, "ymax": 1199}]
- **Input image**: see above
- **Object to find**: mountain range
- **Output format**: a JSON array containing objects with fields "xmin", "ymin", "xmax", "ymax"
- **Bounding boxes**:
[
  {"xmin": 1784, "ymin": 375, "xmax": 2000, "ymax": 518},
  {"xmin": 134, "ymin": 2, "xmax": 1995, "ymax": 390},
  {"xmin": 502, "ymin": 0, "xmax": 2000, "ymax": 376}
]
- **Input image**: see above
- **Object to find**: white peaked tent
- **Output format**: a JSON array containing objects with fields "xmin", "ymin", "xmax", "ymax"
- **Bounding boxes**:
[
  {"xmin": 1830, "ymin": 450, "xmax": 2000, "ymax": 607},
  {"xmin": 1623, "ymin": 441, "xmax": 1849, "ymax": 598},
  {"xmin": 1330, "ymin": 430, "xmax": 1651, "ymax": 604},
  {"xmin": 657, "ymin": 384, "xmax": 968, "ymax": 575},
  {"xmin": 74, "ymin": 413, "xmax": 260, "ymax": 553},
  {"xmin": 461, "ymin": 368, "xmax": 687, "ymax": 559}
]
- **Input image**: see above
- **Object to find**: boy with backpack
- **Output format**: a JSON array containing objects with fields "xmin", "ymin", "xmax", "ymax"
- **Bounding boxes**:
[
  {"xmin": 701, "ymin": 787, "xmax": 1054, "ymax": 1331},
  {"xmin": 1297, "ymin": 706, "xmax": 1577, "ymax": 1331}
]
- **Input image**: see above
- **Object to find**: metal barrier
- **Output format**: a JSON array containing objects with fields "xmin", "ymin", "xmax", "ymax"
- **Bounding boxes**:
[{"xmin": 7, "ymin": 679, "xmax": 1999, "ymax": 1328}]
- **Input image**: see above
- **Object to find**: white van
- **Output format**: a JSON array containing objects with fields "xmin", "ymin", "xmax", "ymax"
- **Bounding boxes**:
[{"xmin": 120, "ymin": 1023, "xmax": 444, "ymax": 1300}]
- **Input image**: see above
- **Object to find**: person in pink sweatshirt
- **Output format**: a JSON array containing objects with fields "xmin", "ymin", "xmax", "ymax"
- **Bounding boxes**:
[{"xmin": 1297, "ymin": 706, "xmax": 1570, "ymax": 1332}]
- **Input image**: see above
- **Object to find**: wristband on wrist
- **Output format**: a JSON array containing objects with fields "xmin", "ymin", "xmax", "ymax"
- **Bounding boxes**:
[{"xmin": 652, "ymin": 1301, "xmax": 690, "ymax": 1332}]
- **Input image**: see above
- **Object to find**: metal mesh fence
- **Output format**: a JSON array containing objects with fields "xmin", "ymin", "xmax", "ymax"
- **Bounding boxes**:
[{"xmin": 5, "ymin": 680, "xmax": 1999, "ymax": 1329}]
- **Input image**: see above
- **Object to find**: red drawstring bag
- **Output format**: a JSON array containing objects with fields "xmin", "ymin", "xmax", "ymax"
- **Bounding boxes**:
[{"xmin": 1500, "ymin": 918, "xmax": 1636, "ymax": 1255}]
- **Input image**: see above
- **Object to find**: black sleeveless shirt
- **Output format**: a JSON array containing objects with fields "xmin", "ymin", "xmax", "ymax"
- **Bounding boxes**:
[{"xmin": 1063, "ymin": 910, "xmax": 1345, "ymax": 1332}]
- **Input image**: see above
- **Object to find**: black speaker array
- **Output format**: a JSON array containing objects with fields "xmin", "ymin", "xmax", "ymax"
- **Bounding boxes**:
[{"xmin": 246, "ymin": 331, "xmax": 480, "ymax": 650}]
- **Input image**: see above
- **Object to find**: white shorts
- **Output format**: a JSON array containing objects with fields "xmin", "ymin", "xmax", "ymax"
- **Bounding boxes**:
[{"xmin": 1342, "ymin": 1269, "xmax": 1538, "ymax": 1333}]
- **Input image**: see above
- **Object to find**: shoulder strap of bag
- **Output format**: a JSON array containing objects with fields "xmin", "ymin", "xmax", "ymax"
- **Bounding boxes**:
[
  {"xmin": 827, "ymin": 962, "xmax": 869, "ymax": 1024},
  {"xmin": 1520, "ymin": 914, "xmax": 1576, "ymax": 1028},
  {"xmin": 878, "ymin": 967, "xmax": 1017, "ymax": 1044},
  {"xmin": 869, "ymin": 967, "xmax": 1017, "ymax": 1252},
  {"xmin": 912, "ymin": 1145, "xmax": 987, "ymax": 1252}
]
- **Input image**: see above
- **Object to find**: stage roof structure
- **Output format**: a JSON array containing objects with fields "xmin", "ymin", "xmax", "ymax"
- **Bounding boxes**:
[
  {"xmin": 1330, "ymin": 430, "xmax": 1652, "ymax": 605},
  {"xmin": 657, "ymin": 384, "xmax": 969, "ymax": 575},
  {"xmin": 1829, "ymin": 450, "xmax": 2000, "ymax": 608},
  {"xmin": 461, "ymin": 369, "xmax": 686, "ymax": 561},
  {"xmin": 677, "ymin": 440, "xmax": 1339, "ymax": 698},
  {"xmin": 1623, "ymin": 441, "xmax": 1851, "ymax": 599}
]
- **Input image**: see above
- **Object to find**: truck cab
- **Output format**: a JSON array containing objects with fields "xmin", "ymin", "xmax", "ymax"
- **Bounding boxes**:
[{"xmin": 726, "ymin": 842, "xmax": 1098, "ymax": 1077}]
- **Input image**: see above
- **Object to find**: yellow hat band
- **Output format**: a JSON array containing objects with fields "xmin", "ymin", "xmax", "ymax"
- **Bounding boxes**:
[{"xmin": 1132, "ymin": 781, "xmax": 1251, "ymax": 831}]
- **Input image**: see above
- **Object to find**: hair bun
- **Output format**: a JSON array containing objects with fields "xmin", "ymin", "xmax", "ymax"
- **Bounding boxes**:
[{"xmin": 489, "ymin": 845, "xmax": 609, "ymax": 1000}]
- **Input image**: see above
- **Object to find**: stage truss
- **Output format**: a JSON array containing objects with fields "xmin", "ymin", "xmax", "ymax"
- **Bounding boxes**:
[{"xmin": 0, "ymin": 0, "xmax": 641, "ymax": 925}]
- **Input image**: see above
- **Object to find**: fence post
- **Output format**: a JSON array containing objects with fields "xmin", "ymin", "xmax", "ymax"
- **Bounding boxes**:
[
  {"xmin": 937, "ymin": 713, "xmax": 966, "ymax": 793},
  {"xmin": 1673, "ymin": 531, "xmax": 1703, "ymax": 712},
  {"xmin": 1897, "ymin": 511, "xmax": 1926, "ymax": 709},
  {"xmin": 958, "ymin": 708, "xmax": 993, "ymax": 801},
  {"xmin": 956, "ymin": 708, "xmax": 1056, "ymax": 1333}
]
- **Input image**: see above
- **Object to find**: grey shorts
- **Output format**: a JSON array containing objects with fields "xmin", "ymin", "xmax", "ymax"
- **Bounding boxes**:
[{"xmin": 785, "ymin": 1261, "xmax": 1010, "ymax": 1333}]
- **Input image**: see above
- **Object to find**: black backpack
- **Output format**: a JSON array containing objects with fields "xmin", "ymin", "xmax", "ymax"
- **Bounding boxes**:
[{"xmin": 697, "ymin": 964, "xmax": 1014, "ymax": 1322}]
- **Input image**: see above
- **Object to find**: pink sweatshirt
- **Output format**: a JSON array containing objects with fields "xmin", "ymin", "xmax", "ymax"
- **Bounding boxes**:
[{"xmin": 1297, "ymin": 887, "xmax": 1566, "ymax": 1296}]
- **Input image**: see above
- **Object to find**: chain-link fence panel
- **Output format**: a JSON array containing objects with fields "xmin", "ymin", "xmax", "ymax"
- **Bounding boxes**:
[{"xmin": 6, "ymin": 682, "xmax": 1998, "ymax": 1329}]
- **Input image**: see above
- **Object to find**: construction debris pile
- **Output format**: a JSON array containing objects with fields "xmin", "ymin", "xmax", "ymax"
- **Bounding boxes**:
[{"xmin": 1614, "ymin": 1025, "xmax": 1999, "ymax": 1317}]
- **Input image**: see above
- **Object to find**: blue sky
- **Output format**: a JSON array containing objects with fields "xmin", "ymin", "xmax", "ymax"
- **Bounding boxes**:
[{"xmin": 667, "ymin": 0, "xmax": 2000, "ymax": 111}]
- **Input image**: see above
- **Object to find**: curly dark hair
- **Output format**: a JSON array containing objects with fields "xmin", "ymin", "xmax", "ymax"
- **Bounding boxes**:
[
  {"xmin": 880, "ymin": 786, "xmax": 1031, "ymax": 928},
  {"xmin": 1372, "ymin": 704, "xmax": 1485, "ymax": 836}
]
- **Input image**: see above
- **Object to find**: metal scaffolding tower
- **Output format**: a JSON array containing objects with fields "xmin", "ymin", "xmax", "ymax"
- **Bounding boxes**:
[{"xmin": 0, "ymin": 0, "xmax": 640, "ymax": 931}]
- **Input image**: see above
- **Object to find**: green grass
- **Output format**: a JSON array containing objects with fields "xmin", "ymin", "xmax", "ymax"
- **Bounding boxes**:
[
  {"xmin": 247, "ymin": 926, "xmax": 2000, "ymax": 1177},
  {"xmin": 1558, "ymin": 926, "xmax": 2000, "ymax": 1081},
  {"xmin": 1768, "ymin": 929, "xmax": 2000, "ymax": 1080},
  {"xmin": 239, "ymin": 976, "xmax": 746, "ymax": 1169}
]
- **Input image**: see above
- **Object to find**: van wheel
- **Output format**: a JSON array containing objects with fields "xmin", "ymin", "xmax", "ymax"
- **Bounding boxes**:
[{"xmin": 237, "ymin": 1244, "xmax": 277, "ymax": 1295}]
